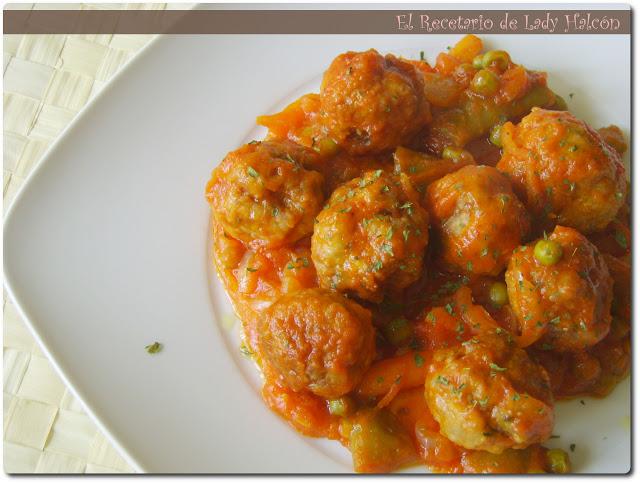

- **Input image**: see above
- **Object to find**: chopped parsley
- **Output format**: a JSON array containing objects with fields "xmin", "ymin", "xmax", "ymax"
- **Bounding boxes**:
[
  {"xmin": 436, "ymin": 375, "xmax": 450, "ymax": 385},
  {"xmin": 462, "ymin": 337, "xmax": 479, "ymax": 347},
  {"xmin": 414, "ymin": 353, "xmax": 425, "ymax": 368},
  {"xmin": 247, "ymin": 166, "xmax": 259, "ymax": 178},
  {"xmin": 563, "ymin": 179, "xmax": 576, "ymax": 192},
  {"xmin": 145, "ymin": 342, "xmax": 163, "ymax": 354},
  {"xmin": 614, "ymin": 230, "xmax": 628, "ymax": 249},
  {"xmin": 399, "ymin": 202, "xmax": 414, "ymax": 215},
  {"xmin": 382, "ymin": 243, "xmax": 394, "ymax": 255},
  {"xmin": 489, "ymin": 363, "xmax": 507, "ymax": 376},
  {"xmin": 239, "ymin": 345, "xmax": 254, "ymax": 358},
  {"xmin": 371, "ymin": 260, "xmax": 384, "ymax": 272}
]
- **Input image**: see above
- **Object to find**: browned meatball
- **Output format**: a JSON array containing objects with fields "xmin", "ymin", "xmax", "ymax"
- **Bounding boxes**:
[
  {"xmin": 319, "ymin": 49, "xmax": 431, "ymax": 155},
  {"xmin": 497, "ymin": 108, "xmax": 627, "ymax": 234},
  {"xmin": 311, "ymin": 170, "xmax": 429, "ymax": 302},
  {"xmin": 425, "ymin": 330, "xmax": 554, "ymax": 454},
  {"xmin": 257, "ymin": 289, "xmax": 375, "ymax": 399},
  {"xmin": 505, "ymin": 226, "xmax": 613, "ymax": 351},
  {"xmin": 206, "ymin": 140, "xmax": 324, "ymax": 248},
  {"xmin": 426, "ymin": 165, "xmax": 530, "ymax": 276}
]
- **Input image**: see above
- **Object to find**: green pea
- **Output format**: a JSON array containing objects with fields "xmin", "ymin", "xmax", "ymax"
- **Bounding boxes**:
[
  {"xmin": 553, "ymin": 94, "xmax": 568, "ymax": 111},
  {"xmin": 442, "ymin": 146, "xmax": 474, "ymax": 164},
  {"xmin": 489, "ymin": 124, "xmax": 503, "ymax": 147},
  {"xmin": 383, "ymin": 317, "xmax": 413, "ymax": 346},
  {"xmin": 470, "ymin": 69, "xmax": 500, "ymax": 96},
  {"xmin": 489, "ymin": 282, "xmax": 509, "ymax": 307},
  {"xmin": 328, "ymin": 396, "xmax": 355, "ymax": 417},
  {"xmin": 547, "ymin": 448, "xmax": 571, "ymax": 474},
  {"xmin": 482, "ymin": 50, "xmax": 511, "ymax": 71},
  {"xmin": 317, "ymin": 137, "xmax": 339, "ymax": 156},
  {"xmin": 534, "ymin": 239, "xmax": 563, "ymax": 266},
  {"xmin": 472, "ymin": 54, "xmax": 484, "ymax": 70}
]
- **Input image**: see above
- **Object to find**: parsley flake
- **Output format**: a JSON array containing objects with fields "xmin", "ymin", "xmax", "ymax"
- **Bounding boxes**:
[
  {"xmin": 489, "ymin": 363, "xmax": 507, "ymax": 375},
  {"xmin": 436, "ymin": 375, "xmax": 450, "ymax": 385},
  {"xmin": 145, "ymin": 342, "xmax": 163, "ymax": 354},
  {"xmin": 614, "ymin": 230, "xmax": 628, "ymax": 249}
]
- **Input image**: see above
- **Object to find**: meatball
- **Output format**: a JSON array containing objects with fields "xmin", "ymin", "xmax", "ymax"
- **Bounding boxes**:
[
  {"xmin": 311, "ymin": 170, "xmax": 429, "ymax": 302},
  {"xmin": 505, "ymin": 226, "xmax": 613, "ymax": 351},
  {"xmin": 303, "ymin": 150, "xmax": 393, "ymax": 196},
  {"xmin": 425, "ymin": 330, "xmax": 554, "ymax": 454},
  {"xmin": 257, "ymin": 288, "xmax": 375, "ymax": 399},
  {"xmin": 319, "ymin": 49, "xmax": 431, "ymax": 155},
  {"xmin": 426, "ymin": 165, "xmax": 530, "ymax": 276},
  {"xmin": 206, "ymin": 140, "xmax": 324, "ymax": 248},
  {"xmin": 497, "ymin": 108, "xmax": 627, "ymax": 234}
]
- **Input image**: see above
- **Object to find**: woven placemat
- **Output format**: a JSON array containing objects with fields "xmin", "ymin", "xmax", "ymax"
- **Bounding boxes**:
[{"xmin": 2, "ymin": 3, "xmax": 193, "ymax": 474}]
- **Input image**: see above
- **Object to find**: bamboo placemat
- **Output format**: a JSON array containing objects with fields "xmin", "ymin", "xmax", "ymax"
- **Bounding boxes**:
[{"xmin": 2, "ymin": 3, "xmax": 192, "ymax": 474}]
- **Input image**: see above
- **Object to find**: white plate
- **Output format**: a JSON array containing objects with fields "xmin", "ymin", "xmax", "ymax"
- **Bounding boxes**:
[{"xmin": 4, "ymin": 33, "xmax": 630, "ymax": 473}]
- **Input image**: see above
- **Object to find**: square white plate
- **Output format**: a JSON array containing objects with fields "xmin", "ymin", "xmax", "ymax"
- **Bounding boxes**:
[{"xmin": 4, "ymin": 33, "xmax": 630, "ymax": 473}]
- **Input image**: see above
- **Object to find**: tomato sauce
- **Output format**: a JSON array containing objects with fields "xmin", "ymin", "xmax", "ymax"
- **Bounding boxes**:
[{"xmin": 205, "ymin": 35, "xmax": 629, "ymax": 474}]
